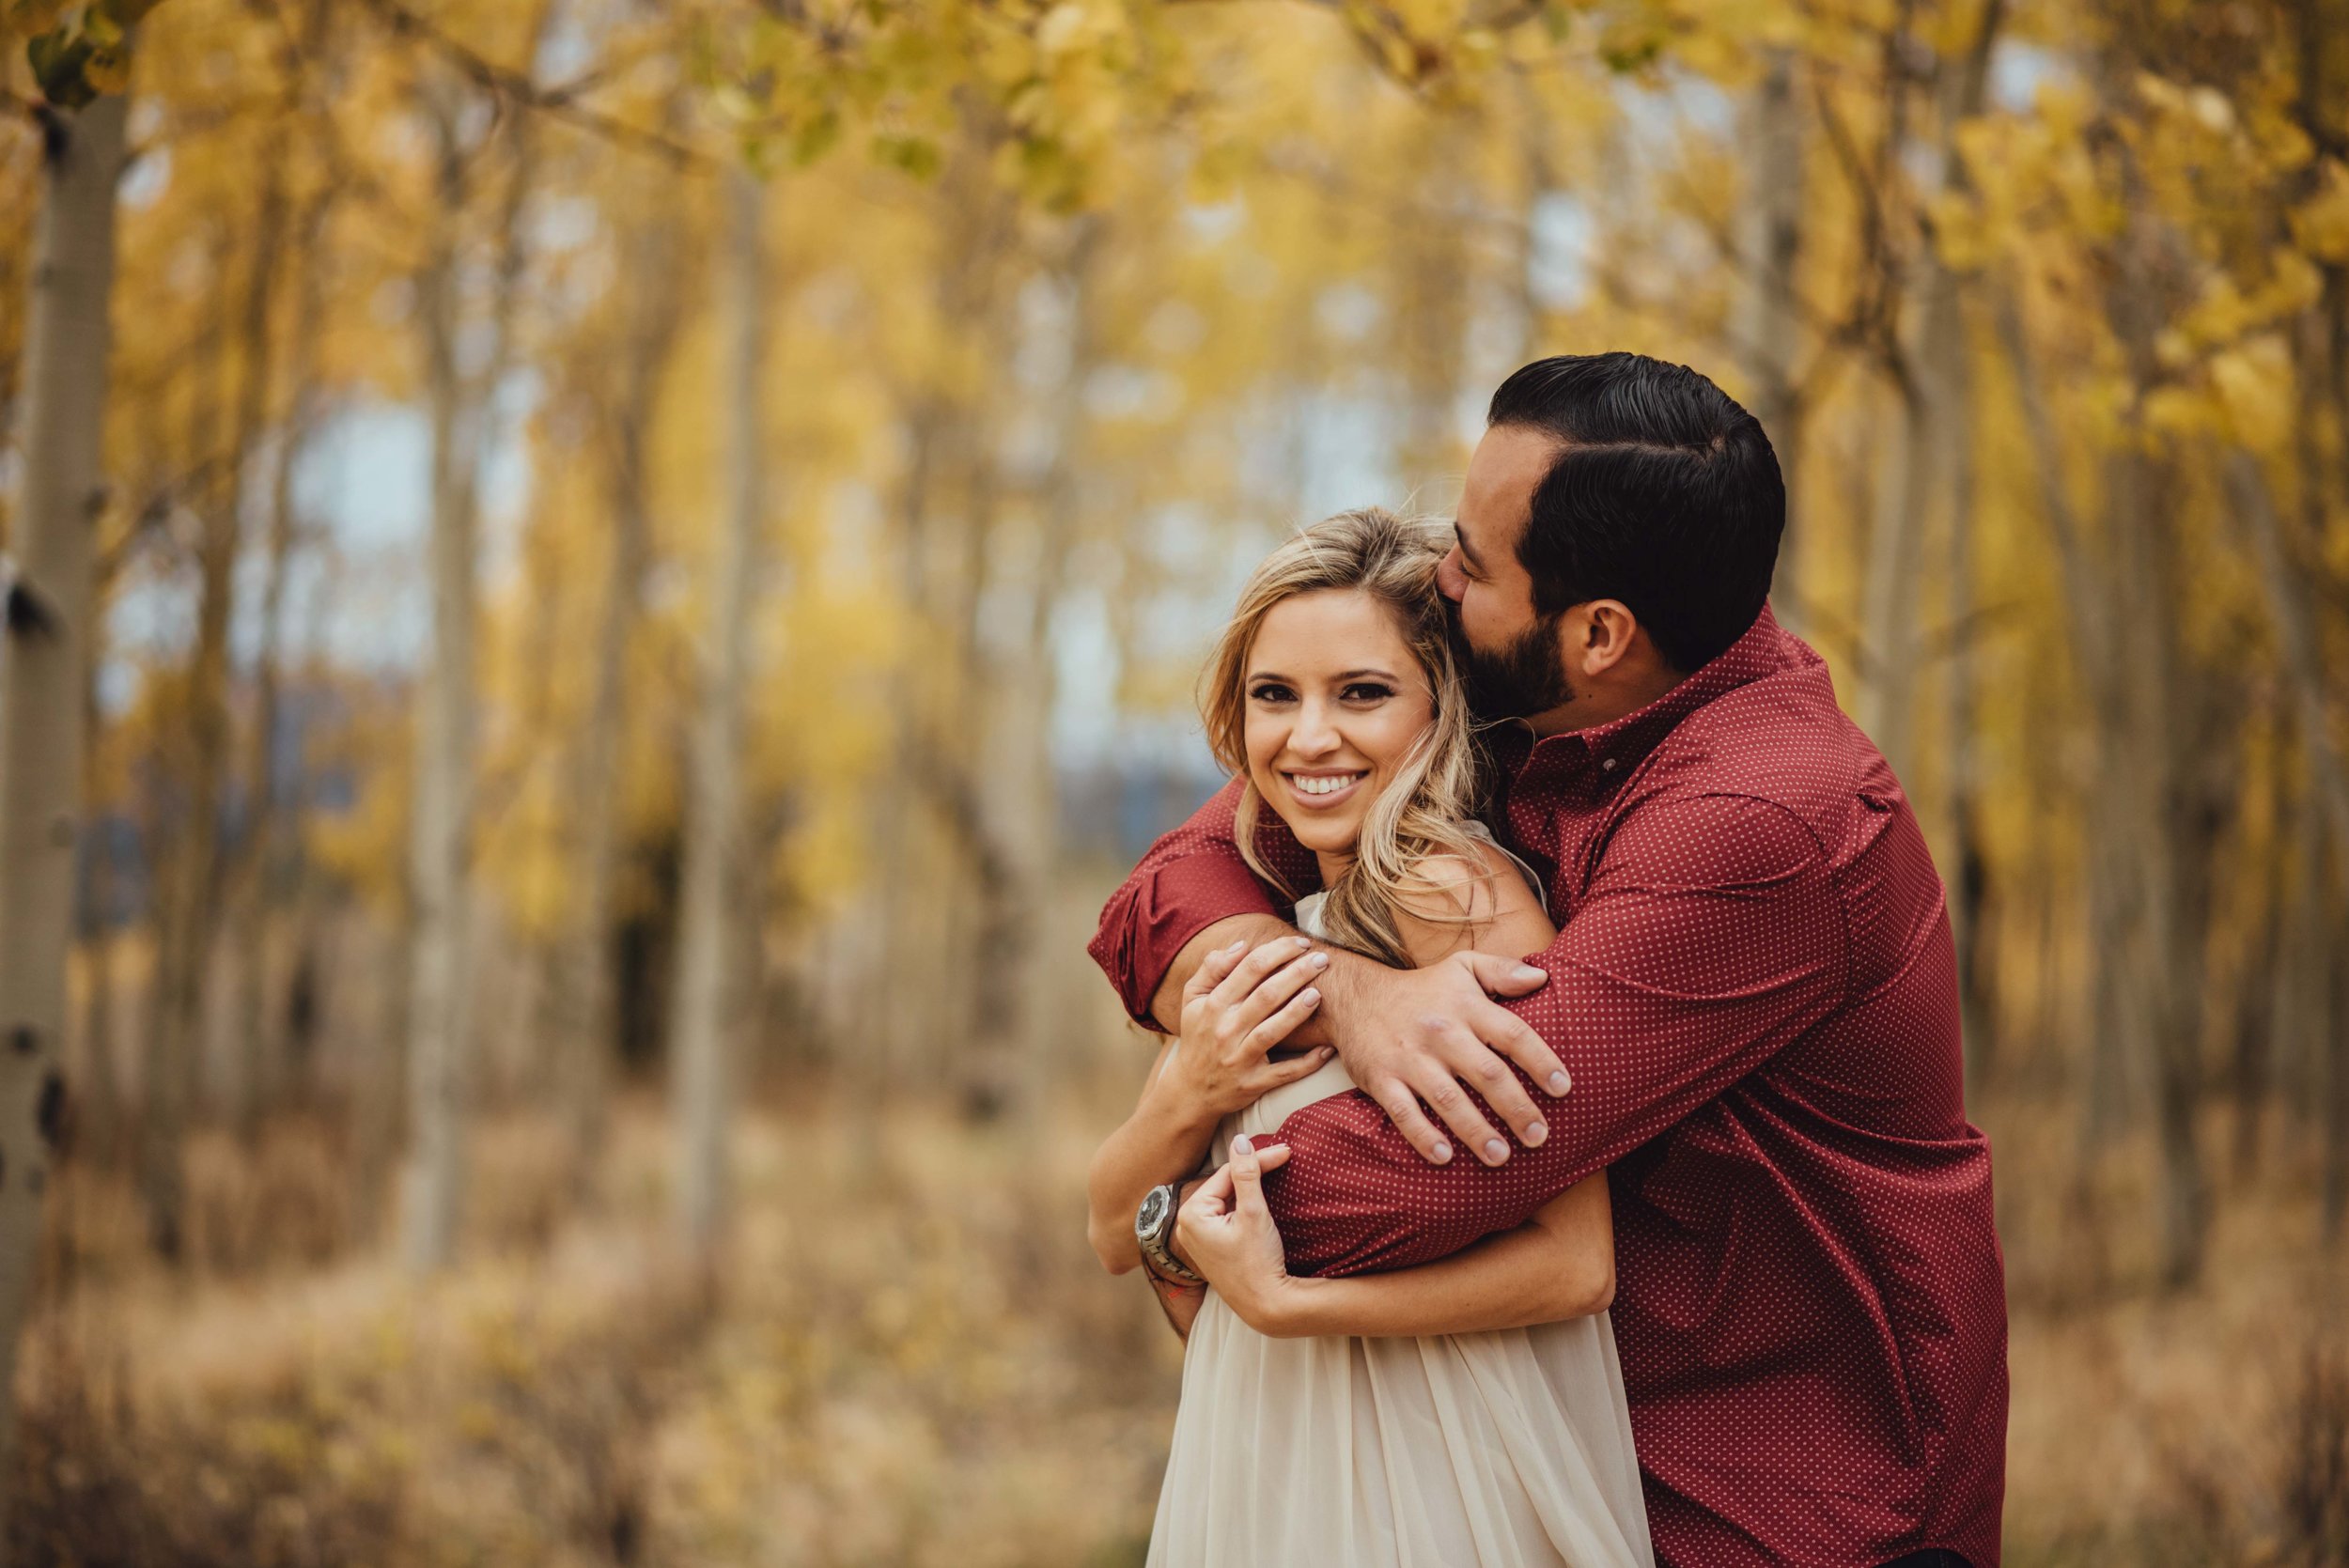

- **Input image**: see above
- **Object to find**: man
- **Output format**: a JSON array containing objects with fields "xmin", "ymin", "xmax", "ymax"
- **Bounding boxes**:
[{"xmin": 1091, "ymin": 353, "xmax": 2007, "ymax": 1567}]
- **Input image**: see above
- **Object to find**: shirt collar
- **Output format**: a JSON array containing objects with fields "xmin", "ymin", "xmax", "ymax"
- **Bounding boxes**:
[{"xmin": 1489, "ymin": 602, "xmax": 1810, "ymax": 779}]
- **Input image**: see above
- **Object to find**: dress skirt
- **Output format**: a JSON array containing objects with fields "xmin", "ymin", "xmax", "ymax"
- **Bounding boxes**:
[{"xmin": 1145, "ymin": 1053, "xmax": 1654, "ymax": 1568}]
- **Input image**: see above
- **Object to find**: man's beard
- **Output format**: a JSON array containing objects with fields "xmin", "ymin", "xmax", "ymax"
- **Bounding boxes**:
[{"xmin": 1452, "ymin": 607, "xmax": 1574, "ymax": 721}]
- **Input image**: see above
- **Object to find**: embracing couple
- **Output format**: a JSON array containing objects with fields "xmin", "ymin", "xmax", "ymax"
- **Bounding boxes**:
[{"xmin": 1084, "ymin": 353, "xmax": 2008, "ymax": 1568}]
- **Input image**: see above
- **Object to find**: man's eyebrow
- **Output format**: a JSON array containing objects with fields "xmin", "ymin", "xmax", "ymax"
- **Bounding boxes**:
[{"xmin": 1454, "ymin": 523, "xmax": 1485, "ymax": 571}]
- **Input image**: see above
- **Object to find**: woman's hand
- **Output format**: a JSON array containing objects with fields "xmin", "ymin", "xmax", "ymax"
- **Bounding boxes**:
[
  {"xmin": 1158, "ymin": 937, "xmax": 1333, "ymax": 1121},
  {"xmin": 1176, "ymin": 1136, "xmax": 1306, "ymax": 1335}
]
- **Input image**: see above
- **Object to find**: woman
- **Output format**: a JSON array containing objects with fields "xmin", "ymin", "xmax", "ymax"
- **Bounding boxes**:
[{"xmin": 1086, "ymin": 508, "xmax": 1653, "ymax": 1567}]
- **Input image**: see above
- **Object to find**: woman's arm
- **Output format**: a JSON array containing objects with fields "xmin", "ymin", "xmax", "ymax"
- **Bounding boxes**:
[
  {"xmin": 1086, "ymin": 937, "xmax": 1333, "ymax": 1274},
  {"xmin": 1087, "ymin": 1038, "xmax": 1213, "ymax": 1273},
  {"xmin": 1252, "ymin": 1172, "xmax": 1611, "ymax": 1337}
]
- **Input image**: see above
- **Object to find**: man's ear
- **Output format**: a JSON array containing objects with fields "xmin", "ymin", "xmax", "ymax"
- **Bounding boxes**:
[{"xmin": 1571, "ymin": 599, "xmax": 1642, "ymax": 678}]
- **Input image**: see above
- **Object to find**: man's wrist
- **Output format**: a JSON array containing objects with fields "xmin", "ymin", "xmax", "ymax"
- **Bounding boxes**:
[{"xmin": 1309, "ymin": 948, "xmax": 1377, "ymax": 1061}]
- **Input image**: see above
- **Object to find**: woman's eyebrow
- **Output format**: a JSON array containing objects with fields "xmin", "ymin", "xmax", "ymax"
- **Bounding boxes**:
[{"xmin": 1245, "ymin": 667, "xmax": 1400, "ymax": 683}]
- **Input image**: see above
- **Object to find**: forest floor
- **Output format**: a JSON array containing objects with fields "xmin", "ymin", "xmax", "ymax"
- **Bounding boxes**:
[{"xmin": 10, "ymin": 1084, "xmax": 2347, "ymax": 1567}]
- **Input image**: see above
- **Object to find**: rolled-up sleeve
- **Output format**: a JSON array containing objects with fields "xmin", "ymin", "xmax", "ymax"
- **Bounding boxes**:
[{"xmin": 1085, "ymin": 779, "xmax": 1311, "ymax": 1028}]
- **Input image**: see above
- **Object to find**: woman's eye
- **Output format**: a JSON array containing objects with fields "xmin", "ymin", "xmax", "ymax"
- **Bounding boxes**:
[
  {"xmin": 1343, "ymin": 683, "xmax": 1394, "ymax": 703},
  {"xmin": 1249, "ymin": 683, "xmax": 1295, "ymax": 703}
]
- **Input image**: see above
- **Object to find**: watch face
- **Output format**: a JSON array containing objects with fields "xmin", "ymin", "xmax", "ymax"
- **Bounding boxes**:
[{"xmin": 1136, "ymin": 1186, "xmax": 1172, "ymax": 1238}]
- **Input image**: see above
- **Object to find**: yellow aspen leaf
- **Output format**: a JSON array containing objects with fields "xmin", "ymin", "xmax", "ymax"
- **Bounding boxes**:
[
  {"xmin": 2254, "ymin": 250, "xmax": 2324, "ymax": 318},
  {"xmin": 2141, "ymin": 382, "xmax": 2212, "ymax": 439},
  {"xmin": 2255, "ymin": 117, "xmax": 2314, "ymax": 175},
  {"xmin": 2289, "ymin": 159, "xmax": 2349, "ymax": 263},
  {"xmin": 1928, "ymin": 188, "xmax": 1994, "ymax": 271},
  {"xmin": 1034, "ymin": 1, "xmax": 1094, "ymax": 57},
  {"xmin": 2133, "ymin": 70, "xmax": 2185, "ymax": 116},
  {"xmin": 80, "ymin": 38, "xmax": 128, "ymax": 92},
  {"xmin": 2207, "ymin": 337, "xmax": 2292, "ymax": 451},
  {"xmin": 2186, "ymin": 86, "xmax": 2233, "ymax": 135}
]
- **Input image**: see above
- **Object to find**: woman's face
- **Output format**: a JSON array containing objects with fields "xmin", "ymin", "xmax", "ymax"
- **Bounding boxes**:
[{"xmin": 1242, "ymin": 588, "xmax": 1437, "ymax": 860}]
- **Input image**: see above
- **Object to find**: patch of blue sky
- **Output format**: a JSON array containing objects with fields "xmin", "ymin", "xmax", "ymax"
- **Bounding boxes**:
[{"xmin": 1991, "ymin": 41, "xmax": 2067, "ymax": 113}]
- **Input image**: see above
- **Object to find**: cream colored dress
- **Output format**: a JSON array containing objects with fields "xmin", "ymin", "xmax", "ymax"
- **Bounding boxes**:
[{"xmin": 1147, "ymin": 835, "xmax": 1655, "ymax": 1568}]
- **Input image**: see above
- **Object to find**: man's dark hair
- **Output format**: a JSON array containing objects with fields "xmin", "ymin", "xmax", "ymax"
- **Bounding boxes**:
[{"xmin": 1486, "ymin": 352, "xmax": 1784, "ymax": 673}]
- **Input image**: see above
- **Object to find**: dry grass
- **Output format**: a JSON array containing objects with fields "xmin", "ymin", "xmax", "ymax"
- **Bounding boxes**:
[{"xmin": 10, "ymin": 1082, "xmax": 2347, "ymax": 1566}]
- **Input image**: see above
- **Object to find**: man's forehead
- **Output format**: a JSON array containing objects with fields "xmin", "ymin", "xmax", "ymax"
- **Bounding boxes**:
[{"xmin": 1460, "ymin": 426, "xmax": 1559, "ymax": 551}]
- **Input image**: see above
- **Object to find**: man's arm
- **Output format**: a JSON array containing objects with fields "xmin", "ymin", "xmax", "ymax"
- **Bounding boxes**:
[
  {"xmin": 1261, "ymin": 793, "xmax": 1849, "ymax": 1277},
  {"xmin": 1086, "ymin": 778, "xmax": 1318, "ymax": 1028}
]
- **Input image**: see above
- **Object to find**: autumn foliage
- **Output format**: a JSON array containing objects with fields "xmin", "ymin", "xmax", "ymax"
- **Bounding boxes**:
[{"xmin": 1, "ymin": 0, "xmax": 2346, "ymax": 1560}]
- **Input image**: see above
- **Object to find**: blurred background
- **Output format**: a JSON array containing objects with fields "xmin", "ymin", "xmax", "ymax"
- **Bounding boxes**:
[{"xmin": 1, "ymin": 0, "xmax": 2345, "ymax": 1561}]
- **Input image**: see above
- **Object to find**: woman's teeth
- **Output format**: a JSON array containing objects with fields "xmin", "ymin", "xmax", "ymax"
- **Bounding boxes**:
[{"xmin": 1292, "ymin": 772, "xmax": 1364, "ymax": 796}]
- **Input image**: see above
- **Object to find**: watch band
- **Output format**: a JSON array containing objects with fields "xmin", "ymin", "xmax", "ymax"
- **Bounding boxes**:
[{"xmin": 1136, "ymin": 1183, "xmax": 1204, "ymax": 1286}]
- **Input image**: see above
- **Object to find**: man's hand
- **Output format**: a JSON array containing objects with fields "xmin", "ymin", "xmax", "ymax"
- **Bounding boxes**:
[{"xmin": 1317, "ymin": 948, "xmax": 1565, "ymax": 1166}]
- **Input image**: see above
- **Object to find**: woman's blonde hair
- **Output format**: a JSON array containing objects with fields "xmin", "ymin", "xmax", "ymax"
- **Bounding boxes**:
[{"xmin": 1198, "ymin": 507, "xmax": 1495, "ymax": 968}]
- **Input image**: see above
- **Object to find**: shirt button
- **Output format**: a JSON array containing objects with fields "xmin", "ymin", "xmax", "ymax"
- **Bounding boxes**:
[{"xmin": 1600, "ymin": 757, "xmax": 1618, "ymax": 771}]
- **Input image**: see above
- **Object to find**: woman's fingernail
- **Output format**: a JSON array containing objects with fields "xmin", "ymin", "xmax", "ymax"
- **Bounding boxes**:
[
  {"xmin": 1431, "ymin": 1141, "xmax": 1453, "ymax": 1163},
  {"xmin": 1307, "ymin": 952, "xmax": 1329, "ymax": 970},
  {"xmin": 1293, "ymin": 935, "xmax": 1312, "ymax": 949},
  {"xmin": 1515, "ymin": 965, "xmax": 1545, "ymax": 984},
  {"xmin": 1484, "ymin": 1139, "xmax": 1509, "ymax": 1163},
  {"xmin": 1299, "ymin": 987, "xmax": 1320, "ymax": 1005},
  {"xmin": 1548, "ymin": 1071, "xmax": 1571, "ymax": 1095},
  {"xmin": 1525, "ymin": 1121, "xmax": 1548, "ymax": 1145},
  {"xmin": 1232, "ymin": 1135, "xmax": 1252, "ymax": 1156}
]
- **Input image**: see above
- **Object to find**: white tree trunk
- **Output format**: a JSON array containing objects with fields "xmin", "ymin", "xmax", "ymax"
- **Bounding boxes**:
[
  {"xmin": 670, "ymin": 165, "xmax": 769, "ymax": 1255},
  {"xmin": 1857, "ymin": 2, "xmax": 2001, "ymax": 770},
  {"xmin": 2225, "ymin": 454, "xmax": 2349, "ymax": 877},
  {"xmin": 1735, "ymin": 47, "xmax": 1808, "ymax": 604},
  {"xmin": 565, "ymin": 183, "xmax": 684, "ymax": 1202},
  {"xmin": 397, "ymin": 31, "xmax": 546, "ymax": 1270},
  {"xmin": 397, "ymin": 155, "xmax": 481, "ymax": 1274},
  {"xmin": 0, "ymin": 87, "xmax": 127, "ymax": 1484},
  {"xmin": 228, "ymin": 0, "xmax": 336, "ymax": 1144}
]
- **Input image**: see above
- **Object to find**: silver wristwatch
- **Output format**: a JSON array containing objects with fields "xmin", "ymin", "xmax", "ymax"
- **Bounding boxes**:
[{"xmin": 1135, "ymin": 1183, "xmax": 1203, "ymax": 1285}]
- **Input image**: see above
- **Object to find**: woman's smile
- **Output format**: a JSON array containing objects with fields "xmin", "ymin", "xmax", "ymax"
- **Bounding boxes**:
[{"xmin": 1283, "ymin": 768, "xmax": 1369, "ymax": 808}]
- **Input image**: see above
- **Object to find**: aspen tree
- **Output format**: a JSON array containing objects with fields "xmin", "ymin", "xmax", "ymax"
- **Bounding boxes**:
[
  {"xmin": 0, "ymin": 73, "xmax": 128, "ymax": 1493},
  {"xmin": 670, "ymin": 162, "xmax": 770, "ymax": 1253}
]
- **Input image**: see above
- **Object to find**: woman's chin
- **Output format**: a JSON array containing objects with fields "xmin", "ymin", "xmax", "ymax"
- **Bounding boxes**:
[{"xmin": 1283, "ymin": 819, "xmax": 1361, "ymax": 860}]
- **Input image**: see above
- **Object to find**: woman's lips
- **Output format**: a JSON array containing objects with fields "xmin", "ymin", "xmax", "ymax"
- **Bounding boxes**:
[{"xmin": 1283, "ymin": 770, "xmax": 1366, "ymax": 810}]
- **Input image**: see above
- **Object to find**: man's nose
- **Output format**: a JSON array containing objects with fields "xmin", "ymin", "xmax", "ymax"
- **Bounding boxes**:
[{"xmin": 1436, "ymin": 548, "xmax": 1468, "ymax": 603}]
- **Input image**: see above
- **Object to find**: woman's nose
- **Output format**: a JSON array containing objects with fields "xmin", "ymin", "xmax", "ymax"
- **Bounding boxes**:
[{"xmin": 1290, "ymin": 700, "xmax": 1341, "ymax": 755}]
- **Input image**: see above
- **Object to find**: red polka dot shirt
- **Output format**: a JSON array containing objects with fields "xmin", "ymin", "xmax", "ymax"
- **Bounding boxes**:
[{"xmin": 1088, "ymin": 606, "xmax": 2008, "ymax": 1568}]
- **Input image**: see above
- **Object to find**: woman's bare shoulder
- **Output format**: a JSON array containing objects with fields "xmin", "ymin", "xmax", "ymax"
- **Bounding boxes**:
[{"xmin": 1392, "ymin": 837, "xmax": 1549, "ymax": 968}]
